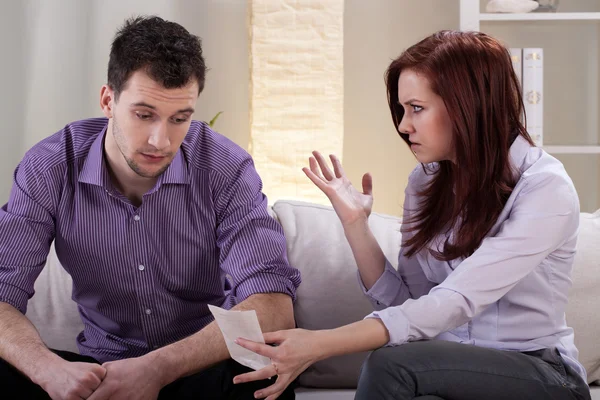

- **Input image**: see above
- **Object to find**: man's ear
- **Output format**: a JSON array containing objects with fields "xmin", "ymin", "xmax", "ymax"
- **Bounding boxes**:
[{"xmin": 100, "ymin": 85, "xmax": 115, "ymax": 118}]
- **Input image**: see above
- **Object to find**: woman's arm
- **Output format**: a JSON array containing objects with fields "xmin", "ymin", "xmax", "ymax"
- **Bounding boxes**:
[
  {"xmin": 302, "ymin": 151, "xmax": 387, "ymax": 288},
  {"xmin": 234, "ymin": 319, "xmax": 389, "ymax": 400}
]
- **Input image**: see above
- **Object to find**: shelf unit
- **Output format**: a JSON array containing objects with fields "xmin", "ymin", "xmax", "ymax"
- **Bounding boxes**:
[
  {"xmin": 460, "ymin": 0, "xmax": 600, "ymax": 212},
  {"xmin": 543, "ymin": 146, "xmax": 600, "ymax": 154},
  {"xmin": 461, "ymin": 2, "xmax": 600, "ymax": 31},
  {"xmin": 480, "ymin": 12, "xmax": 600, "ymax": 22}
]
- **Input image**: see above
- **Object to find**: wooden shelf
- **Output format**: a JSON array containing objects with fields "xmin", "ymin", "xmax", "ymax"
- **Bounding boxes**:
[
  {"xmin": 480, "ymin": 12, "xmax": 600, "ymax": 21},
  {"xmin": 543, "ymin": 146, "xmax": 600, "ymax": 154}
]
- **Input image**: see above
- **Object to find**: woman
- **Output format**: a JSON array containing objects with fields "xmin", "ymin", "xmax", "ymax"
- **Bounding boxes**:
[{"xmin": 234, "ymin": 30, "xmax": 591, "ymax": 400}]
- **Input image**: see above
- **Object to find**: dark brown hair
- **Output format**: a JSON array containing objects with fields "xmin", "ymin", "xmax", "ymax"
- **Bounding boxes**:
[
  {"xmin": 385, "ymin": 30, "xmax": 534, "ymax": 261},
  {"xmin": 108, "ymin": 16, "xmax": 207, "ymax": 100}
]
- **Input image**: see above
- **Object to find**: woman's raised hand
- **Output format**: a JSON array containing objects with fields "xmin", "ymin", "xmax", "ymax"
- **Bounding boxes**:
[{"xmin": 302, "ymin": 151, "xmax": 373, "ymax": 227}]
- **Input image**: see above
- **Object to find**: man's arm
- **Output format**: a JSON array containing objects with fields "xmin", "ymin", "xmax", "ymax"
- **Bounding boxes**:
[
  {"xmin": 0, "ymin": 153, "xmax": 108, "ymax": 398},
  {"xmin": 0, "ymin": 302, "xmax": 107, "ymax": 398},
  {"xmin": 0, "ymin": 302, "xmax": 63, "ymax": 384},
  {"xmin": 0, "ymin": 157, "xmax": 58, "ymax": 383},
  {"xmin": 143, "ymin": 151, "xmax": 299, "ymax": 387},
  {"xmin": 146, "ymin": 292, "xmax": 294, "ymax": 387}
]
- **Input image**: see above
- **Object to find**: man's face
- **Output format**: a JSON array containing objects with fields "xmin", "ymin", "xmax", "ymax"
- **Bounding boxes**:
[{"xmin": 108, "ymin": 70, "xmax": 198, "ymax": 178}]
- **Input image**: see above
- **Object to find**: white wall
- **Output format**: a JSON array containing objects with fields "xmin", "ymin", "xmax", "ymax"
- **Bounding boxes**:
[
  {"xmin": 0, "ymin": 4, "xmax": 28, "ymax": 203},
  {"xmin": 0, "ymin": 0, "xmax": 460, "ymax": 216},
  {"xmin": 343, "ymin": 0, "xmax": 459, "ymax": 215},
  {"xmin": 3, "ymin": 0, "xmax": 595, "ymax": 214}
]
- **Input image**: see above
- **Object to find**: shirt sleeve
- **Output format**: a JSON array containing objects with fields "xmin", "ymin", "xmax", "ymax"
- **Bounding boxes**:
[
  {"xmin": 359, "ymin": 167, "xmax": 436, "ymax": 310},
  {"xmin": 212, "ymin": 156, "xmax": 301, "ymax": 304},
  {"xmin": 366, "ymin": 172, "xmax": 580, "ymax": 346},
  {"xmin": 0, "ymin": 157, "xmax": 55, "ymax": 314}
]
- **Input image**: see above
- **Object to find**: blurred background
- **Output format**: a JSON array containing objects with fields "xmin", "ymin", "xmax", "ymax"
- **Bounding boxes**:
[{"xmin": 0, "ymin": 0, "xmax": 598, "ymax": 216}]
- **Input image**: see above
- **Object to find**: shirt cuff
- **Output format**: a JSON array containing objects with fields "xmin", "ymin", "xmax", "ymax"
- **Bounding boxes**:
[
  {"xmin": 0, "ymin": 282, "xmax": 30, "ymax": 314},
  {"xmin": 357, "ymin": 260, "xmax": 404, "ymax": 309},
  {"xmin": 234, "ymin": 269, "xmax": 300, "ymax": 303},
  {"xmin": 365, "ymin": 306, "xmax": 411, "ymax": 347}
]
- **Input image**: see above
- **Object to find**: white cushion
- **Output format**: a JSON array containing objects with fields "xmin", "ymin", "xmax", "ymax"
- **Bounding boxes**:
[
  {"xmin": 25, "ymin": 244, "xmax": 82, "ymax": 352},
  {"xmin": 272, "ymin": 200, "xmax": 401, "ymax": 388},
  {"xmin": 25, "ymin": 202, "xmax": 600, "ymax": 389},
  {"xmin": 566, "ymin": 209, "xmax": 600, "ymax": 383},
  {"xmin": 295, "ymin": 388, "xmax": 355, "ymax": 400}
]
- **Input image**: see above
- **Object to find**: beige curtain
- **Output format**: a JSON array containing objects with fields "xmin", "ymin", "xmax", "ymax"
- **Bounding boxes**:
[{"xmin": 0, "ymin": 0, "xmax": 250, "ymax": 203}]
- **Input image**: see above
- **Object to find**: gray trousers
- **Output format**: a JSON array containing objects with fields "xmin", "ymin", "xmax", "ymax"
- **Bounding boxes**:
[{"xmin": 355, "ymin": 340, "xmax": 591, "ymax": 400}]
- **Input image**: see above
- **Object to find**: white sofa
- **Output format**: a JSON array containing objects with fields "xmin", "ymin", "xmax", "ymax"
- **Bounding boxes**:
[{"xmin": 25, "ymin": 200, "xmax": 600, "ymax": 399}]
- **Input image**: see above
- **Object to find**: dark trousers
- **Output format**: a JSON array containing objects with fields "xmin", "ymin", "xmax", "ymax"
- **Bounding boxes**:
[
  {"xmin": 0, "ymin": 349, "xmax": 295, "ymax": 399},
  {"xmin": 355, "ymin": 340, "xmax": 591, "ymax": 400}
]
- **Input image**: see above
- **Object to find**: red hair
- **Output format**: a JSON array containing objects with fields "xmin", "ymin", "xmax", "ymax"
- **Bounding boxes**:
[{"xmin": 385, "ymin": 30, "xmax": 534, "ymax": 260}]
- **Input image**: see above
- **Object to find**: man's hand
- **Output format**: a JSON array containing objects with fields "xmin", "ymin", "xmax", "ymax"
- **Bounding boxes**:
[
  {"xmin": 87, "ymin": 356, "xmax": 164, "ymax": 400},
  {"xmin": 37, "ymin": 360, "xmax": 106, "ymax": 400}
]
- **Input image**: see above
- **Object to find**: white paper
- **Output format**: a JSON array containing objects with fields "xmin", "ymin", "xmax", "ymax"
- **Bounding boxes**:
[{"xmin": 208, "ymin": 305, "xmax": 271, "ymax": 371}]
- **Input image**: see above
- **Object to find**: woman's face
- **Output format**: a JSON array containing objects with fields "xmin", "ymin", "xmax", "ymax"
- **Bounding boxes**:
[{"xmin": 397, "ymin": 69, "xmax": 455, "ymax": 164}]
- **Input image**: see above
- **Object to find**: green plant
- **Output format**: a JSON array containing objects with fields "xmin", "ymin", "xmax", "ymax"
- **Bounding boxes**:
[{"xmin": 207, "ymin": 111, "xmax": 223, "ymax": 128}]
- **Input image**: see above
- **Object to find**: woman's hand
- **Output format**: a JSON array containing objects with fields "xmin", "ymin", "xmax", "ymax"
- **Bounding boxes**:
[
  {"xmin": 303, "ymin": 151, "xmax": 373, "ymax": 227},
  {"xmin": 234, "ymin": 329, "xmax": 323, "ymax": 400}
]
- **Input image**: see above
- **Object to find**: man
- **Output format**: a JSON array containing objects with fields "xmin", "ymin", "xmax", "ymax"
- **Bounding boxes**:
[{"xmin": 0, "ymin": 16, "xmax": 300, "ymax": 400}]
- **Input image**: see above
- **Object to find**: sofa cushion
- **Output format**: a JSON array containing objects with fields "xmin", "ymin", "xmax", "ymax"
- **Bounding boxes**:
[
  {"xmin": 295, "ymin": 388, "xmax": 355, "ymax": 399},
  {"xmin": 272, "ymin": 200, "xmax": 401, "ymax": 388},
  {"xmin": 25, "ymin": 244, "xmax": 82, "ymax": 352},
  {"xmin": 274, "ymin": 200, "xmax": 600, "ymax": 387},
  {"xmin": 24, "ymin": 201, "xmax": 600, "ymax": 388},
  {"xmin": 566, "ymin": 209, "xmax": 600, "ymax": 384}
]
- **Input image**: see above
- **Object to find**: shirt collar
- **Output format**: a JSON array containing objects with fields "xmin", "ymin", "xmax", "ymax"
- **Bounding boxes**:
[
  {"xmin": 79, "ymin": 125, "xmax": 111, "ymax": 188},
  {"xmin": 79, "ymin": 124, "xmax": 191, "ymax": 188},
  {"xmin": 156, "ymin": 148, "xmax": 190, "ymax": 186},
  {"xmin": 509, "ymin": 135, "xmax": 534, "ymax": 178}
]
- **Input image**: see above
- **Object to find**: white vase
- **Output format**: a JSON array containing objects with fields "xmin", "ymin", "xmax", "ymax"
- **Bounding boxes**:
[{"xmin": 533, "ymin": 0, "xmax": 559, "ymax": 12}]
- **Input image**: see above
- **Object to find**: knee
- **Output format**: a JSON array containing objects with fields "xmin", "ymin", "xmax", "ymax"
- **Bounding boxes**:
[
  {"xmin": 357, "ymin": 348, "xmax": 413, "ymax": 394},
  {"xmin": 359, "ymin": 348, "xmax": 395, "ymax": 382}
]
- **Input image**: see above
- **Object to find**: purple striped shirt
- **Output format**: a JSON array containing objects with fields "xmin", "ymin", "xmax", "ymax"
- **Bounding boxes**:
[{"xmin": 0, "ymin": 118, "xmax": 301, "ymax": 362}]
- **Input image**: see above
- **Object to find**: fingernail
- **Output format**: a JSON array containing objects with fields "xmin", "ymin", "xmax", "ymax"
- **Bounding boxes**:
[
  {"xmin": 233, "ymin": 378, "xmax": 239, "ymax": 384},
  {"xmin": 234, "ymin": 339, "xmax": 239, "ymax": 344},
  {"xmin": 255, "ymin": 393, "xmax": 262, "ymax": 399}
]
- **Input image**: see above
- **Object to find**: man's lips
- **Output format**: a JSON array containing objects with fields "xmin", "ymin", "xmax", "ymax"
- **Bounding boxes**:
[{"xmin": 141, "ymin": 153, "xmax": 167, "ymax": 163}]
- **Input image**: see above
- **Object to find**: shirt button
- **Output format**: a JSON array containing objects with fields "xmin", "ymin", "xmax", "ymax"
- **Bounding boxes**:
[
  {"xmin": 138, "ymin": 264, "xmax": 145, "ymax": 271},
  {"xmin": 145, "ymin": 308, "xmax": 152, "ymax": 315},
  {"xmin": 133, "ymin": 215, "xmax": 141, "ymax": 221}
]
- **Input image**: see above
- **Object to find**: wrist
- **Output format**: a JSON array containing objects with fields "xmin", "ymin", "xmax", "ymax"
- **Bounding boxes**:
[
  {"xmin": 144, "ymin": 349, "xmax": 181, "ymax": 387},
  {"xmin": 342, "ymin": 214, "xmax": 369, "ymax": 233},
  {"xmin": 311, "ymin": 329, "xmax": 338, "ymax": 363},
  {"xmin": 31, "ymin": 351, "xmax": 68, "ymax": 388}
]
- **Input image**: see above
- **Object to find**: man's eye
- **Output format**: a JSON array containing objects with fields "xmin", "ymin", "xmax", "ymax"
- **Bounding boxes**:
[{"xmin": 136, "ymin": 113, "xmax": 152, "ymax": 120}]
